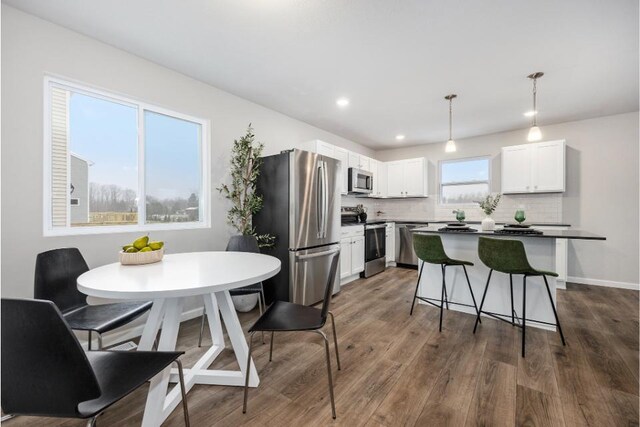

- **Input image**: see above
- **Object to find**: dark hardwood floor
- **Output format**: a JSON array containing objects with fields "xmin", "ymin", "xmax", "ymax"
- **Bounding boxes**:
[{"xmin": 7, "ymin": 268, "xmax": 639, "ymax": 426}]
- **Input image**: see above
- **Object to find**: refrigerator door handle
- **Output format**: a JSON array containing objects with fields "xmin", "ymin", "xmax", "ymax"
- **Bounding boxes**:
[
  {"xmin": 316, "ymin": 161, "xmax": 324, "ymax": 239},
  {"xmin": 296, "ymin": 248, "xmax": 340, "ymax": 261},
  {"xmin": 322, "ymin": 160, "xmax": 329, "ymax": 238}
]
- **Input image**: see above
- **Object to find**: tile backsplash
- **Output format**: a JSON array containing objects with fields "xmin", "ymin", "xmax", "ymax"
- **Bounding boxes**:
[{"xmin": 342, "ymin": 193, "xmax": 563, "ymax": 224}]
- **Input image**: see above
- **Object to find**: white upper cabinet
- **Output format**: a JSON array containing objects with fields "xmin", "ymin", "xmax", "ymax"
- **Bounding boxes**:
[
  {"xmin": 348, "ymin": 152, "xmax": 371, "ymax": 171},
  {"xmin": 333, "ymin": 147, "xmax": 349, "ymax": 195},
  {"xmin": 502, "ymin": 140, "xmax": 565, "ymax": 194},
  {"xmin": 377, "ymin": 162, "xmax": 388, "ymax": 198},
  {"xmin": 316, "ymin": 140, "xmax": 336, "ymax": 158},
  {"xmin": 386, "ymin": 158, "xmax": 428, "ymax": 197}
]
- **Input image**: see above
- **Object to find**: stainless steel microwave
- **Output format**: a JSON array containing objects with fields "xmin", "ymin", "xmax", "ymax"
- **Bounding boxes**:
[{"xmin": 348, "ymin": 167, "xmax": 373, "ymax": 194}]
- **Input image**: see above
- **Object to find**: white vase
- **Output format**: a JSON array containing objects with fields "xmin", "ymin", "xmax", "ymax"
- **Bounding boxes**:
[
  {"xmin": 481, "ymin": 215, "xmax": 495, "ymax": 231},
  {"xmin": 231, "ymin": 294, "xmax": 259, "ymax": 312}
]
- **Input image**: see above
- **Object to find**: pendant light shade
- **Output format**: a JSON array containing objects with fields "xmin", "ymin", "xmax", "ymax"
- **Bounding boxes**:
[
  {"xmin": 444, "ymin": 94, "xmax": 457, "ymax": 152},
  {"xmin": 527, "ymin": 72, "xmax": 544, "ymax": 142}
]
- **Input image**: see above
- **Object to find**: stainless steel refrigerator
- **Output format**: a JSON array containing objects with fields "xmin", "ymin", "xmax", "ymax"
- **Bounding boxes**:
[{"xmin": 254, "ymin": 149, "xmax": 341, "ymax": 306}]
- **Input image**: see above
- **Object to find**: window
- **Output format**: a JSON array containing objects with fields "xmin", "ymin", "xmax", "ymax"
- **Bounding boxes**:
[
  {"xmin": 439, "ymin": 157, "xmax": 490, "ymax": 204},
  {"xmin": 44, "ymin": 77, "xmax": 210, "ymax": 235}
]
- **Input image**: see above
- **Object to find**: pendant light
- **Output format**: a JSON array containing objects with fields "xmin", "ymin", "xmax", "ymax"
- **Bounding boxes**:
[
  {"xmin": 527, "ymin": 72, "xmax": 544, "ymax": 142},
  {"xmin": 444, "ymin": 94, "xmax": 457, "ymax": 152}
]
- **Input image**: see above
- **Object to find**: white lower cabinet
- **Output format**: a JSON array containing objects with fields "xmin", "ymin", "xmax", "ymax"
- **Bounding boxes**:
[
  {"xmin": 385, "ymin": 222, "xmax": 395, "ymax": 264},
  {"xmin": 340, "ymin": 226, "xmax": 365, "ymax": 282}
]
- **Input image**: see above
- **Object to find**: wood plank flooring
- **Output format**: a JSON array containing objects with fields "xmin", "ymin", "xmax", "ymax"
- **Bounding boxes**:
[{"xmin": 7, "ymin": 268, "xmax": 639, "ymax": 426}]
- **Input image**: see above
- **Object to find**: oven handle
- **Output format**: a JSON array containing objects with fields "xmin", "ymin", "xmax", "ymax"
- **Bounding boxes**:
[{"xmin": 365, "ymin": 224, "xmax": 387, "ymax": 230}]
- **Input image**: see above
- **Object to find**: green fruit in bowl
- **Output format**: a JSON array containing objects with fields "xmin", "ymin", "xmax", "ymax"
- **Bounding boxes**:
[
  {"xmin": 149, "ymin": 241, "xmax": 164, "ymax": 251},
  {"xmin": 122, "ymin": 244, "xmax": 134, "ymax": 251},
  {"xmin": 139, "ymin": 246, "xmax": 153, "ymax": 252},
  {"xmin": 125, "ymin": 247, "xmax": 138, "ymax": 253},
  {"xmin": 133, "ymin": 236, "xmax": 149, "ymax": 250}
]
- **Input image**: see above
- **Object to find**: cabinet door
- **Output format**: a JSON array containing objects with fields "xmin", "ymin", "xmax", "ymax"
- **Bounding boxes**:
[
  {"xmin": 386, "ymin": 161, "xmax": 405, "ymax": 196},
  {"xmin": 348, "ymin": 152, "xmax": 361, "ymax": 169},
  {"xmin": 360, "ymin": 156, "xmax": 371, "ymax": 172},
  {"xmin": 351, "ymin": 236, "xmax": 365, "ymax": 274},
  {"xmin": 334, "ymin": 147, "xmax": 349, "ymax": 195},
  {"xmin": 316, "ymin": 141, "xmax": 336, "ymax": 159},
  {"xmin": 378, "ymin": 162, "xmax": 388, "ymax": 198},
  {"xmin": 340, "ymin": 238, "xmax": 352, "ymax": 279},
  {"xmin": 532, "ymin": 140, "xmax": 565, "ymax": 192},
  {"xmin": 502, "ymin": 145, "xmax": 532, "ymax": 193},
  {"xmin": 385, "ymin": 225, "xmax": 395, "ymax": 263},
  {"xmin": 403, "ymin": 158, "xmax": 426, "ymax": 196}
]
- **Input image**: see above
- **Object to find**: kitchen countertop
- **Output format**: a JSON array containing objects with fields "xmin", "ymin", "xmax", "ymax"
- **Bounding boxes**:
[
  {"xmin": 342, "ymin": 219, "xmax": 572, "ymax": 227},
  {"xmin": 412, "ymin": 225, "xmax": 605, "ymax": 240}
]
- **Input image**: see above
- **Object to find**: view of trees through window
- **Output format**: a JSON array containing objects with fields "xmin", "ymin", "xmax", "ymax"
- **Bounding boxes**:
[
  {"xmin": 440, "ymin": 157, "xmax": 490, "ymax": 204},
  {"xmin": 53, "ymin": 83, "xmax": 204, "ymax": 229}
]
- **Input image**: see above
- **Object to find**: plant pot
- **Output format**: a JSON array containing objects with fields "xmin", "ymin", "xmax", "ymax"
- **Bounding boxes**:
[
  {"xmin": 359, "ymin": 212, "xmax": 368, "ymax": 222},
  {"xmin": 481, "ymin": 215, "xmax": 496, "ymax": 231},
  {"xmin": 226, "ymin": 235, "xmax": 260, "ymax": 252},
  {"xmin": 231, "ymin": 294, "xmax": 259, "ymax": 312}
]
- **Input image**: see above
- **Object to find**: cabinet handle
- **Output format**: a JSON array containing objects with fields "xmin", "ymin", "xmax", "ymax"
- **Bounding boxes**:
[{"xmin": 534, "ymin": 185, "xmax": 538, "ymax": 189}]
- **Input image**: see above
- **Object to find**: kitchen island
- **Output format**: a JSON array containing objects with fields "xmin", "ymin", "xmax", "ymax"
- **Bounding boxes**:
[{"xmin": 412, "ymin": 225, "xmax": 605, "ymax": 330}]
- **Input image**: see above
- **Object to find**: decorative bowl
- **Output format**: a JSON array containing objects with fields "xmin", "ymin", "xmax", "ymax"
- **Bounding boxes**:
[{"xmin": 119, "ymin": 247, "xmax": 164, "ymax": 265}]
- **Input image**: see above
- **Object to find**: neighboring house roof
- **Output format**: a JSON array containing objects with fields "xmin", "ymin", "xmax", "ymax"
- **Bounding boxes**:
[{"xmin": 70, "ymin": 151, "xmax": 94, "ymax": 166}]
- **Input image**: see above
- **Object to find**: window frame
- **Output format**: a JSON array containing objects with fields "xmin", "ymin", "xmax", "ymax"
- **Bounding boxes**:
[
  {"xmin": 438, "ymin": 155, "xmax": 491, "ymax": 206},
  {"xmin": 43, "ymin": 75, "xmax": 211, "ymax": 236}
]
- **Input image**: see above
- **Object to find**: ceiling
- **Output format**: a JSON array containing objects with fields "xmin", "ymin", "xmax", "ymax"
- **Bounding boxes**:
[{"xmin": 5, "ymin": 0, "xmax": 638, "ymax": 149}]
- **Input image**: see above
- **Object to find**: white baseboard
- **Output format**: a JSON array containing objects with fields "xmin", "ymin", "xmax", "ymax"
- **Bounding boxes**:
[
  {"xmin": 567, "ymin": 276, "xmax": 639, "ymax": 291},
  {"xmin": 340, "ymin": 274, "xmax": 361, "ymax": 286},
  {"xmin": 81, "ymin": 305, "xmax": 206, "ymax": 350}
]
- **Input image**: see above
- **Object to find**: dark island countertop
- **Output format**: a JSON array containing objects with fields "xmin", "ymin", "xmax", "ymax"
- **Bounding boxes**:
[
  {"xmin": 348, "ymin": 219, "xmax": 572, "ymax": 227},
  {"xmin": 412, "ymin": 225, "xmax": 605, "ymax": 241}
]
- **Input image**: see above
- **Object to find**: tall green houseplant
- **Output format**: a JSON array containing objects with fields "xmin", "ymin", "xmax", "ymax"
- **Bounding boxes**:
[{"xmin": 218, "ymin": 125, "xmax": 274, "ymax": 247}]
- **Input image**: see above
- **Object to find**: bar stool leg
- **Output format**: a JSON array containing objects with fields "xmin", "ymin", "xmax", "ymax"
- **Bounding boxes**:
[
  {"xmin": 439, "ymin": 266, "xmax": 446, "ymax": 332},
  {"xmin": 473, "ymin": 269, "xmax": 493, "ymax": 334},
  {"xmin": 462, "ymin": 265, "xmax": 481, "ymax": 323},
  {"xmin": 522, "ymin": 276, "xmax": 527, "ymax": 358},
  {"xmin": 543, "ymin": 275, "xmax": 566, "ymax": 346},
  {"xmin": 441, "ymin": 265, "xmax": 450, "ymax": 310},
  {"xmin": 509, "ymin": 274, "xmax": 515, "ymax": 326},
  {"xmin": 410, "ymin": 263, "xmax": 424, "ymax": 316}
]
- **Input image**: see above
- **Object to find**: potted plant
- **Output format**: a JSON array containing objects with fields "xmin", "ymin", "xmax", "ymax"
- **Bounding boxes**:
[
  {"xmin": 452, "ymin": 209, "xmax": 466, "ymax": 222},
  {"xmin": 218, "ymin": 125, "xmax": 274, "ymax": 310},
  {"xmin": 355, "ymin": 204, "xmax": 367, "ymax": 222},
  {"xmin": 478, "ymin": 194, "xmax": 501, "ymax": 231}
]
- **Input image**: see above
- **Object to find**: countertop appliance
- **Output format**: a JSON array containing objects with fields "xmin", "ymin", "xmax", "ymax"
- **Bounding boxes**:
[
  {"xmin": 348, "ymin": 167, "xmax": 373, "ymax": 194},
  {"xmin": 254, "ymin": 149, "xmax": 341, "ymax": 306},
  {"xmin": 363, "ymin": 223, "xmax": 386, "ymax": 277},
  {"xmin": 396, "ymin": 223, "xmax": 426, "ymax": 268}
]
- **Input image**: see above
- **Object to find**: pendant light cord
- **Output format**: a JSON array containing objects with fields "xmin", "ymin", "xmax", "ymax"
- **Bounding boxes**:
[
  {"xmin": 449, "ymin": 97, "xmax": 453, "ymax": 140},
  {"xmin": 532, "ymin": 78, "xmax": 537, "ymax": 126}
]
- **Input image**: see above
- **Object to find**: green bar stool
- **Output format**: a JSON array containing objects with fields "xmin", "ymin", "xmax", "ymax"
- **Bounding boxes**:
[
  {"xmin": 473, "ymin": 237, "xmax": 566, "ymax": 357},
  {"xmin": 410, "ymin": 234, "xmax": 481, "ymax": 332}
]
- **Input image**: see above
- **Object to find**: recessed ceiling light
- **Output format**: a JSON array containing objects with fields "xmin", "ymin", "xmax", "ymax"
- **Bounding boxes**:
[
  {"xmin": 336, "ymin": 97, "xmax": 350, "ymax": 108},
  {"xmin": 395, "ymin": 134, "xmax": 405, "ymax": 141},
  {"xmin": 524, "ymin": 110, "xmax": 538, "ymax": 117}
]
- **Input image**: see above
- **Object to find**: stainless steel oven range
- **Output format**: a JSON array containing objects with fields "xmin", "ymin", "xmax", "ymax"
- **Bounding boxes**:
[{"xmin": 362, "ymin": 223, "xmax": 386, "ymax": 278}]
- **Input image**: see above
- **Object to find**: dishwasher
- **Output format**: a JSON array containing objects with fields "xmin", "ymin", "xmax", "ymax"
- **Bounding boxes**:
[{"xmin": 395, "ymin": 223, "xmax": 426, "ymax": 268}]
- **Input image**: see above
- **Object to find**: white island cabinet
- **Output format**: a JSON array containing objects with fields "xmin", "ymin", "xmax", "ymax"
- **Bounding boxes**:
[{"xmin": 502, "ymin": 140, "xmax": 565, "ymax": 194}]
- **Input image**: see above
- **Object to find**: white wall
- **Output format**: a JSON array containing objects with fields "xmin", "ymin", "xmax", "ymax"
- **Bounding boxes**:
[
  {"xmin": 376, "ymin": 112, "xmax": 640, "ymax": 287},
  {"xmin": 0, "ymin": 5, "xmax": 374, "ymax": 299}
]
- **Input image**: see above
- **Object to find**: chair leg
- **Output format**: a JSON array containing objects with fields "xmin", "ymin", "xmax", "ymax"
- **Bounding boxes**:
[
  {"xmin": 175, "ymin": 359, "xmax": 190, "ymax": 427},
  {"xmin": 257, "ymin": 292, "xmax": 265, "ymax": 344},
  {"xmin": 522, "ymin": 276, "xmax": 527, "ymax": 358},
  {"xmin": 509, "ymin": 274, "xmax": 515, "ymax": 326},
  {"xmin": 328, "ymin": 311, "xmax": 341, "ymax": 370},
  {"xmin": 442, "ymin": 265, "xmax": 450, "ymax": 310},
  {"xmin": 198, "ymin": 311, "xmax": 206, "ymax": 347},
  {"xmin": 86, "ymin": 416, "xmax": 98, "ymax": 427},
  {"xmin": 462, "ymin": 265, "xmax": 481, "ymax": 323},
  {"xmin": 473, "ymin": 269, "xmax": 493, "ymax": 334},
  {"xmin": 439, "ymin": 265, "xmax": 446, "ymax": 333},
  {"xmin": 242, "ymin": 332, "xmax": 256, "ymax": 414},
  {"xmin": 269, "ymin": 331, "xmax": 275, "ymax": 362},
  {"xmin": 313, "ymin": 330, "xmax": 337, "ymax": 419},
  {"xmin": 1, "ymin": 415, "xmax": 17, "ymax": 422},
  {"xmin": 410, "ymin": 263, "xmax": 424, "ymax": 315},
  {"xmin": 543, "ymin": 275, "xmax": 566, "ymax": 346},
  {"xmin": 88, "ymin": 330, "xmax": 92, "ymax": 351},
  {"xmin": 97, "ymin": 333, "xmax": 102, "ymax": 350}
]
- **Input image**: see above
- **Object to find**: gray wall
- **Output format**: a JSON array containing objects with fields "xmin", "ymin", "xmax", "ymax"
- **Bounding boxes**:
[
  {"xmin": 376, "ymin": 112, "xmax": 640, "ymax": 286},
  {"xmin": 1, "ymin": 6, "xmax": 374, "ymax": 298}
]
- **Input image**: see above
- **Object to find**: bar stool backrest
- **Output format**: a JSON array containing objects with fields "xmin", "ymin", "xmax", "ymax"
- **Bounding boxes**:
[
  {"xmin": 413, "ymin": 234, "xmax": 449, "ymax": 264},
  {"xmin": 34, "ymin": 248, "xmax": 89, "ymax": 313},
  {"xmin": 320, "ymin": 252, "xmax": 341, "ymax": 320},
  {"xmin": 1, "ymin": 298, "xmax": 102, "ymax": 417},
  {"xmin": 478, "ymin": 237, "xmax": 533, "ymax": 274}
]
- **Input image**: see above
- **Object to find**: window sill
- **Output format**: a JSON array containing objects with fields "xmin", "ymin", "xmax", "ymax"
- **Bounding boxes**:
[{"xmin": 43, "ymin": 221, "xmax": 211, "ymax": 237}]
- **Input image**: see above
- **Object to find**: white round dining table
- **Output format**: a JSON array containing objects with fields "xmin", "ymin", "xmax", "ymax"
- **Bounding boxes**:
[{"xmin": 77, "ymin": 251, "xmax": 281, "ymax": 427}]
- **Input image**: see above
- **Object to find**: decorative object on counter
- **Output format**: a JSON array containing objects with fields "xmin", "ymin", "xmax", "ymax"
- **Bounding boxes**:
[
  {"xmin": 444, "ymin": 94, "xmax": 458, "ymax": 152},
  {"xmin": 514, "ymin": 208, "xmax": 526, "ymax": 224},
  {"xmin": 526, "ymin": 72, "xmax": 544, "ymax": 142},
  {"xmin": 119, "ymin": 235, "xmax": 165, "ymax": 265},
  {"xmin": 439, "ymin": 226, "xmax": 478, "ymax": 233},
  {"xmin": 452, "ymin": 209, "xmax": 466, "ymax": 222},
  {"xmin": 355, "ymin": 204, "xmax": 367, "ymax": 222},
  {"xmin": 478, "ymin": 194, "xmax": 501, "ymax": 231},
  {"xmin": 218, "ymin": 124, "xmax": 274, "ymax": 248},
  {"xmin": 495, "ymin": 227, "xmax": 542, "ymax": 235}
]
